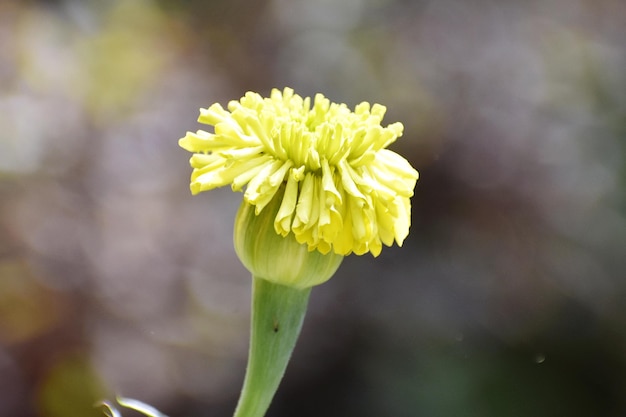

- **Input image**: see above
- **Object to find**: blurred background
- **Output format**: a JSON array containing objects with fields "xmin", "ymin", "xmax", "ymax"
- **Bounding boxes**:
[{"xmin": 1, "ymin": 0, "xmax": 625, "ymax": 416}]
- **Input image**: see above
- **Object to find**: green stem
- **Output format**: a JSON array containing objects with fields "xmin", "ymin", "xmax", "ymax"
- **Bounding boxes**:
[{"xmin": 233, "ymin": 276, "xmax": 311, "ymax": 417}]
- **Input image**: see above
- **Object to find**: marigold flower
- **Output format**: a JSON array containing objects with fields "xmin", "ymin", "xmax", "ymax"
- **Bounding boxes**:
[{"xmin": 179, "ymin": 87, "xmax": 418, "ymax": 257}]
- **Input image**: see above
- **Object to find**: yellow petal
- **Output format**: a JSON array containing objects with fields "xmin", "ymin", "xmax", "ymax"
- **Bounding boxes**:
[
  {"xmin": 375, "ymin": 199, "xmax": 396, "ymax": 247},
  {"xmin": 321, "ymin": 159, "xmax": 342, "ymax": 204},
  {"xmin": 198, "ymin": 103, "xmax": 230, "ymax": 125},
  {"xmin": 274, "ymin": 169, "xmax": 300, "ymax": 236},
  {"xmin": 178, "ymin": 130, "xmax": 212, "ymax": 153},
  {"xmin": 251, "ymin": 160, "xmax": 293, "ymax": 213},
  {"xmin": 333, "ymin": 213, "xmax": 353, "ymax": 256},
  {"xmin": 338, "ymin": 159, "xmax": 367, "ymax": 203},
  {"xmin": 231, "ymin": 154, "xmax": 275, "ymax": 191},
  {"xmin": 245, "ymin": 159, "xmax": 292, "ymax": 214},
  {"xmin": 392, "ymin": 197, "xmax": 411, "ymax": 246},
  {"xmin": 292, "ymin": 173, "xmax": 314, "ymax": 232},
  {"xmin": 244, "ymin": 159, "xmax": 282, "ymax": 205}
]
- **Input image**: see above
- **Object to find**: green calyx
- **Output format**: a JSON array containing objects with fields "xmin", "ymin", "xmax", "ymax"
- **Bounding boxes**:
[{"xmin": 234, "ymin": 185, "xmax": 344, "ymax": 289}]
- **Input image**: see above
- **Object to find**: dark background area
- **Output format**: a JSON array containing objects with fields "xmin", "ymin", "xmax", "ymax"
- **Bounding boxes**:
[{"xmin": 1, "ymin": 0, "xmax": 625, "ymax": 416}]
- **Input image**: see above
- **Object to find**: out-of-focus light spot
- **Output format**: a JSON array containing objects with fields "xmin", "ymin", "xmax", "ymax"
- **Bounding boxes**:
[
  {"xmin": 15, "ymin": 5, "xmax": 84, "ymax": 97},
  {"xmin": 78, "ymin": 1, "xmax": 173, "ymax": 119},
  {"xmin": 37, "ymin": 353, "xmax": 107, "ymax": 417},
  {"xmin": 0, "ymin": 260, "xmax": 69, "ymax": 344}
]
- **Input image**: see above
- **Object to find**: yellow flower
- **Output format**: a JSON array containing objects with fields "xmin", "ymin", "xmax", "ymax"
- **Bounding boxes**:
[{"xmin": 179, "ymin": 87, "xmax": 418, "ymax": 257}]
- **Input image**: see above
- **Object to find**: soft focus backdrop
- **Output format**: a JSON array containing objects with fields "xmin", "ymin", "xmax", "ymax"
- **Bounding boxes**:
[{"xmin": 1, "ymin": 0, "xmax": 625, "ymax": 416}]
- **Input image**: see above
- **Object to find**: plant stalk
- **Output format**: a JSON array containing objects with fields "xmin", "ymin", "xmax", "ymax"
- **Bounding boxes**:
[{"xmin": 232, "ymin": 276, "xmax": 311, "ymax": 417}]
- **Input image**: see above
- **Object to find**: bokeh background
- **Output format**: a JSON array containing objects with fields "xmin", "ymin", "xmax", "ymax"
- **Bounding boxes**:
[{"xmin": 1, "ymin": 0, "xmax": 625, "ymax": 416}]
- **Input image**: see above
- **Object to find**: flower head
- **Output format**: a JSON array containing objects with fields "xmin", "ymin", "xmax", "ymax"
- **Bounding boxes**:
[{"xmin": 179, "ymin": 87, "xmax": 418, "ymax": 257}]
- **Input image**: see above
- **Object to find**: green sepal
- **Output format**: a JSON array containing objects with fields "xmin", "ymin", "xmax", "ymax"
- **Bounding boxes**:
[{"xmin": 234, "ymin": 185, "xmax": 344, "ymax": 289}]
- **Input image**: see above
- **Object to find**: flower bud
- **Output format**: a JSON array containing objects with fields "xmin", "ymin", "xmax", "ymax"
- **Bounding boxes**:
[{"xmin": 234, "ymin": 186, "xmax": 344, "ymax": 289}]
